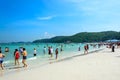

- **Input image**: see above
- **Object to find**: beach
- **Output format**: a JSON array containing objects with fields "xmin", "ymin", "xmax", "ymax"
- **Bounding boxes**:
[{"xmin": 0, "ymin": 47, "xmax": 120, "ymax": 80}]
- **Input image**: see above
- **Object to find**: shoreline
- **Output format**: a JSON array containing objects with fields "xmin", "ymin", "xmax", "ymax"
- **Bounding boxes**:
[
  {"xmin": 1, "ymin": 47, "xmax": 120, "ymax": 80},
  {"xmin": 1, "ymin": 47, "xmax": 104, "ymax": 76}
]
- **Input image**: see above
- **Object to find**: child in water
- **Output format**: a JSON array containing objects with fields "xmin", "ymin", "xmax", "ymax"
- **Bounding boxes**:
[{"xmin": 14, "ymin": 49, "xmax": 20, "ymax": 65}]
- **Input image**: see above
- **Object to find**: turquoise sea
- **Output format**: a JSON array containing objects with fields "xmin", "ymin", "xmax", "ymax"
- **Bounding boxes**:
[{"xmin": 0, "ymin": 43, "xmax": 104, "ymax": 69}]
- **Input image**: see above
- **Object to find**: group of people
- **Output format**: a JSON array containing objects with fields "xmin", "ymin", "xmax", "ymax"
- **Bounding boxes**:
[
  {"xmin": 0, "ymin": 47, "xmax": 28, "ymax": 70},
  {"xmin": 0, "ymin": 45, "xmax": 60, "ymax": 70},
  {"xmin": 47, "ymin": 46, "xmax": 59, "ymax": 59},
  {"xmin": 34, "ymin": 46, "xmax": 59, "ymax": 60},
  {"xmin": 14, "ymin": 48, "xmax": 28, "ymax": 67}
]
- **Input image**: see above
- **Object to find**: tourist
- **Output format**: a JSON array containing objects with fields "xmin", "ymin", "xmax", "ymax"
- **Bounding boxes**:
[
  {"xmin": 14, "ymin": 49, "xmax": 20, "ymax": 65},
  {"xmin": 112, "ymin": 44, "xmax": 115, "ymax": 52},
  {"xmin": 5, "ymin": 47, "xmax": 9, "ymax": 52},
  {"xmin": 22, "ymin": 48, "xmax": 27, "ymax": 67},
  {"xmin": 60, "ymin": 44, "xmax": 63, "ymax": 52},
  {"xmin": 0, "ymin": 51, "xmax": 5, "ymax": 70},
  {"xmin": 84, "ymin": 44, "xmax": 89, "ymax": 54},
  {"xmin": 33, "ymin": 48, "xmax": 37, "ymax": 56},
  {"xmin": 50, "ymin": 46, "xmax": 53, "ymax": 58},
  {"xmin": 78, "ymin": 46, "xmax": 80, "ymax": 51},
  {"xmin": 48, "ymin": 47, "xmax": 51, "ymax": 55},
  {"xmin": 43, "ymin": 46, "xmax": 46, "ymax": 54},
  {"xmin": 55, "ymin": 48, "xmax": 58, "ymax": 59},
  {"xmin": 0, "ymin": 47, "xmax": 1, "ymax": 52}
]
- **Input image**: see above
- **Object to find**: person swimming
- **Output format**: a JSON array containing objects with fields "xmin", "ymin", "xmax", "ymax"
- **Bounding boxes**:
[{"xmin": 5, "ymin": 47, "xmax": 9, "ymax": 52}]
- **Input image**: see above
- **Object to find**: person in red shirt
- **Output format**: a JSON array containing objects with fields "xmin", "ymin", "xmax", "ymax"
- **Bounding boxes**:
[{"xmin": 14, "ymin": 49, "xmax": 20, "ymax": 65}]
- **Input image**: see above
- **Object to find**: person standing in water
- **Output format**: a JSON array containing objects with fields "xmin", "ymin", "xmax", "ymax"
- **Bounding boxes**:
[
  {"xmin": 78, "ymin": 46, "xmax": 80, "ymax": 51},
  {"xmin": 5, "ymin": 47, "xmax": 9, "ymax": 52},
  {"xmin": 112, "ymin": 44, "xmax": 115, "ymax": 52},
  {"xmin": 14, "ymin": 49, "xmax": 20, "ymax": 65},
  {"xmin": 60, "ymin": 44, "xmax": 63, "ymax": 52},
  {"xmin": 43, "ymin": 46, "xmax": 46, "ymax": 54},
  {"xmin": 48, "ymin": 47, "xmax": 51, "ymax": 55},
  {"xmin": 84, "ymin": 44, "xmax": 89, "ymax": 54},
  {"xmin": 55, "ymin": 48, "xmax": 59, "ymax": 59},
  {"xmin": 0, "ymin": 47, "xmax": 1, "ymax": 52},
  {"xmin": 50, "ymin": 46, "xmax": 53, "ymax": 58},
  {"xmin": 22, "ymin": 48, "xmax": 27, "ymax": 67},
  {"xmin": 33, "ymin": 48, "xmax": 37, "ymax": 56},
  {"xmin": 0, "ymin": 51, "xmax": 5, "ymax": 70}
]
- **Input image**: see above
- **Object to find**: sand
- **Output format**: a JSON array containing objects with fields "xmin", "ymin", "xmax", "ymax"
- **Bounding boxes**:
[{"xmin": 0, "ymin": 48, "xmax": 120, "ymax": 80}]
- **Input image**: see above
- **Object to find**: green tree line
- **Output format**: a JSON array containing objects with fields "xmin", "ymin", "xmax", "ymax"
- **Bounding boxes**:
[{"xmin": 33, "ymin": 31, "xmax": 120, "ymax": 43}]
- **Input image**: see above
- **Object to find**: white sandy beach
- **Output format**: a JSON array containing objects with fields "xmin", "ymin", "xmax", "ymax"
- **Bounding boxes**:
[{"xmin": 1, "ymin": 48, "xmax": 120, "ymax": 80}]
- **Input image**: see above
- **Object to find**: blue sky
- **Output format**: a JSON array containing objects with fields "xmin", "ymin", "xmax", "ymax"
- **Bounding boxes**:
[{"xmin": 0, "ymin": 0, "xmax": 120, "ymax": 42}]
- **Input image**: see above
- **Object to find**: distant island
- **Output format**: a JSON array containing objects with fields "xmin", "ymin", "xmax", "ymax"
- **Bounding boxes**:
[{"xmin": 33, "ymin": 31, "xmax": 120, "ymax": 43}]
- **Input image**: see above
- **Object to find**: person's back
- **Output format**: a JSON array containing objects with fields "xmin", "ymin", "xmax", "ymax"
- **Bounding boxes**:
[
  {"xmin": 23, "ymin": 50, "xmax": 27, "ymax": 56},
  {"xmin": 14, "ymin": 49, "xmax": 20, "ymax": 65},
  {"xmin": 22, "ymin": 48, "xmax": 27, "ymax": 67},
  {"xmin": 0, "ymin": 54, "xmax": 3, "ymax": 61},
  {"xmin": 15, "ymin": 51, "xmax": 20, "ymax": 59},
  {"xmin": 0, "ymin": 52, "xmax": 4, "ymax": 60},
  {"xmin": 0, "ymin": 53, "xmax": 3, "ymax": 58}
]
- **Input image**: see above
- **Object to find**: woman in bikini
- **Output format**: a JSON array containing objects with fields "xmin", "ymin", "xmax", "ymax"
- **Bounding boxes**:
[{"xmin": 22, "ymin": 48, "xmax": 27, "ymax": 67}]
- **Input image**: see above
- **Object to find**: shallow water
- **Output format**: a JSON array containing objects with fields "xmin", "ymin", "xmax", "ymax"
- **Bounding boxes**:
[{"xmin": 0, "ymin": 43, "xmax": 103, "ymax": 69}]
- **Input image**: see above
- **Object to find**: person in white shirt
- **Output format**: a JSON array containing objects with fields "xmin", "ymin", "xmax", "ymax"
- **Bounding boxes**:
[
  {"xmin": 50, "ymin": 46, "xmax": 53, "ymax": 58},
  {"xmin": 33, "ymin": 48, "xmax": 37, "ymax": 56}
]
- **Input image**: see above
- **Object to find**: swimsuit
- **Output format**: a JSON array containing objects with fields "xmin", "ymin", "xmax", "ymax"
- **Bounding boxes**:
[
  {"xmin": 15, "ymin": 52, "xmax": 20, "ymax": 59},
  {"xmin": 0, "ymin": 58, "xmax": 3, "ymax": 64},
  {"xmin": 23, "ymin": 56, "xmax": 27, "ymax": 59}
]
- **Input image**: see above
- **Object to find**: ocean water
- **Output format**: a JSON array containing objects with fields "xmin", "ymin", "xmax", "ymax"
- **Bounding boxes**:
[{"xmin": 0, "ymin": 43, "xmax": 103, "ymax": 69}]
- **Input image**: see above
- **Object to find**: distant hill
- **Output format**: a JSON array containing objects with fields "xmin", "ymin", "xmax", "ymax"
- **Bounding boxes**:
[{"xmin": 33, "ymin": 31, "xmax": 120, "ymax": 43}]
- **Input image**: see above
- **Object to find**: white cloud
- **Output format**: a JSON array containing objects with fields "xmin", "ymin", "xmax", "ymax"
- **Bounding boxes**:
[
  {"xmin": 37, "ymin": 15, "xmax": 56, "ymax": 20},
  {"xmin": 43, "ymin": 32, "xmax": 55, "ymax": 38}
]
